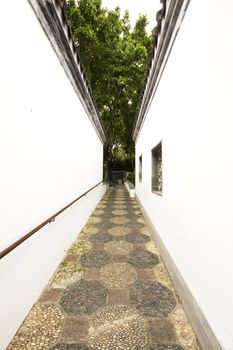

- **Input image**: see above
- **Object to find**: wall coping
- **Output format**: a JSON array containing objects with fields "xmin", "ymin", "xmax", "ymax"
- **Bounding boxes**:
[
  {"xmin": 28, "ymin": 0, "xmax": 106, "ymax": 144},
  {"xmin": 133, "ymin": 0, "xmax": 191, "ymax": 142}
]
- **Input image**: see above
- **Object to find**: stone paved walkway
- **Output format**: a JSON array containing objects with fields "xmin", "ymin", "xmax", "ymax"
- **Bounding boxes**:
[{"xmin": 8, "ymin": 186, "xmax": 201, "ymax": 350}]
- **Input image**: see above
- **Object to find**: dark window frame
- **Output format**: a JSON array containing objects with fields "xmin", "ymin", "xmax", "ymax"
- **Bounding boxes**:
[
  {"xmin": 151, "ymin": 142, "xmax": 163, "ymax": 195},
  {"xmin": 139, "ymin": 155, "xmax": 142, "ymax": 182}
]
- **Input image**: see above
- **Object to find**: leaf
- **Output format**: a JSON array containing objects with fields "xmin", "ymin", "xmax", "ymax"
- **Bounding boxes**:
[{"xmin": 65, "ymin": 0, "xmax": 152, "ymax": 174}]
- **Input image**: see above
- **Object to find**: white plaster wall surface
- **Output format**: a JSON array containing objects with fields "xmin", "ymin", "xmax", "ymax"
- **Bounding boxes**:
[
  {"xmin": 0, "ymin": 1, "xmax": 105, "ymax": 348},
  {"xmin": 136, "ymin": 1, "xmax": 233, "ymax": 349}
]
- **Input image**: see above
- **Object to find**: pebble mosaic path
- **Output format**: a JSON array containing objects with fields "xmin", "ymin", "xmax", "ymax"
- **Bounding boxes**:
[{"xmin": 8, "ymin": 186, "xmax": 201, "ymax": 350}]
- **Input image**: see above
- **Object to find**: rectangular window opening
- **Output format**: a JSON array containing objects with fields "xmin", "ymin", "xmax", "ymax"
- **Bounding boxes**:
[
  {"xmin": 152, "ymin": 142, "xmax": 162, "ymax": 195},
  {"xmin": 139, "ymin": 155, "xmax": 142, "ymax": 182}
]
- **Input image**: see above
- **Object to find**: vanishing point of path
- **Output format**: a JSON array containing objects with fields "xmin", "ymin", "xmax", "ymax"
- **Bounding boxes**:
[{"xmin": 8, "ymin": 185, "xmax": 200, "ymax": 350}]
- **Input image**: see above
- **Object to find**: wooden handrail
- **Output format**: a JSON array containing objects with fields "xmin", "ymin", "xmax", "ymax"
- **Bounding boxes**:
[{"xmin": 0, "ymin": 181, "xmax": 104, "ymax": 260}]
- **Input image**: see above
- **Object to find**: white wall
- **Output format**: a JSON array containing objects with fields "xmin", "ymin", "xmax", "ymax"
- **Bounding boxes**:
[
  {"xmin": 0, "ymin": 1, "xmax": 105, "ymax": 348},
  {"xmin": 136, "ymin": 1, "xmax": 233, "ymax": 349}
]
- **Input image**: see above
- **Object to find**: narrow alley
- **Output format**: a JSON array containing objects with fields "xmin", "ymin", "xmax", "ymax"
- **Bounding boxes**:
[
  {"xmin": 1, "ymin": 1, "xmax": 233, "ymax": 348},
  {"xmin": 8, "ymin": 186, "xmax": 200, "ymax": 350}
]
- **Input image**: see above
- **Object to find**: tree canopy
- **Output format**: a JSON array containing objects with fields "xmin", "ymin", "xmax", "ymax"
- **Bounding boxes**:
[{"xmin": 65, "ymin": 0, "xmax": 152, "ymax": 178}]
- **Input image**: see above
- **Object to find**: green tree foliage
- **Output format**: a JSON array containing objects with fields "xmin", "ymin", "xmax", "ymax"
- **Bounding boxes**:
[{"xmin": 65, "ymin": 0, "xmax": 152, "ymax": 178}]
